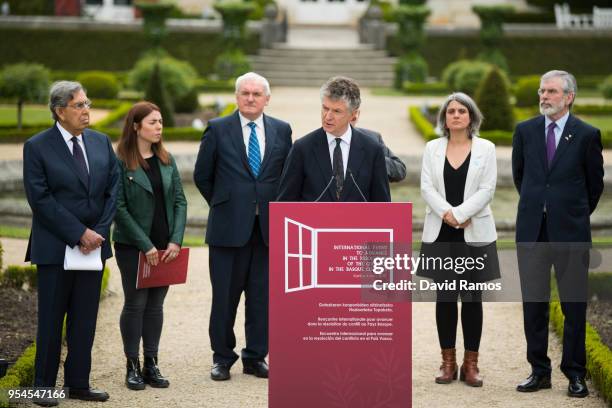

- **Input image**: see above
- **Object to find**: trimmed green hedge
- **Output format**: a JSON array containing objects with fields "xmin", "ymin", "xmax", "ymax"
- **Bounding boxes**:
[
  {"xmin": 387, "ymin": 33, "xmax": 612, "ymax": 77},
  {"xmin": 551, "ymin": 273, "xmax": 612, "ymax": 404},
  {"xmin": 0, "ymin": 344, "xmax": 36, "ymax": 407},
  {"xmin": 0, "ymin": 28, "xmax": 260, "ymax": 76},
  {"xmin": 409, "ymin": 105, "xmax": 612, "ymax": 147}
]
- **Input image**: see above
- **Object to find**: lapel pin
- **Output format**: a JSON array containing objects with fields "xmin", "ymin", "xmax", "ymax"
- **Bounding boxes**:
[
  {"xmin": 128, "ymin": 176, "xmax": 134, "ymax": 181},
  {"xmin": 565, "ymin": 134, "xmax": 573, "ymax": 141}
]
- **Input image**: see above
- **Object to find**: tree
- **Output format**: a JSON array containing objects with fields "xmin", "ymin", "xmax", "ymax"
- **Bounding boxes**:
[
  {"xmin": 475, "ymin": 67, "xmax": 514, "ymax": 131},
  {"xmin": 145, "ymin": 63, "xmax": 175, "ymax": 127},
  {"xmin": 0, "ymin": 63, "xmax": 50, "ymax": 130}
]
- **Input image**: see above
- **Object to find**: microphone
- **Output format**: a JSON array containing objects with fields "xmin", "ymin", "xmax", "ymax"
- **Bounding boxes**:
[
  {"xmin": 348, "ymin": 169, "xmax": 367, "ymax": 202},
  {"xmin": 315, "ymin": 175, "xmax": 335, "ymax": 202}
]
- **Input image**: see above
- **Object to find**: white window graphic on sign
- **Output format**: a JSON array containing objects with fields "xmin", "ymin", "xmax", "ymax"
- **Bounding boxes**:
[{"xmin": 284, "ymin": 218, "xmax": 394, "ymax": 293}]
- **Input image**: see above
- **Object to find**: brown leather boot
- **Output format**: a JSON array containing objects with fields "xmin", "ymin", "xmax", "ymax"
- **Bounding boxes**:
[
  {"xmin": 435, "ymin": 348, "xmax": 458, "ymax": 384},
  {"xmin": 460, "ymin": 350, "xmax": 483, "ymax": 387}
]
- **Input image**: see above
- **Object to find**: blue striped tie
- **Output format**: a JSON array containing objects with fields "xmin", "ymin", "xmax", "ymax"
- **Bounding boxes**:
[{"xmin": 247, "ymin": 122, "xmax": 261, "ymax": 177}]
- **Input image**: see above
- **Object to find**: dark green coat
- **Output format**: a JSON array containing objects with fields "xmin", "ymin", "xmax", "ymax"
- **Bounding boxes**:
[{"xmin": 112, "ymin": 155, "xmax": 187, "ymax": 252}]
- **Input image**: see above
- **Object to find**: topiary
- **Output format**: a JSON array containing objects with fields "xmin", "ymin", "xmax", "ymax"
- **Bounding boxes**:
[
  {"xmin": 454, "ymin": 61, "xmax": 493, "ymax": 97},
  {"xmin": 76, "ymin": 71, "xmax": 120, "ymax": 99},
  {"xmin": 174, "ymin": 87, "xmax": 200, "ymax": 113},
  {"xmin": 213, "ymin": 50, "xmax": 251, "ymax": 81},
  {"xmin": 441, "ymin": 60, "xmax": 473, "ymax": 91},
  {"xmin": 475, "ymin": 67, "xmax": 514, "ymax": 131},
  {"xmin": 128, "ymin": 53, "xmax": 198, "ymax": 102},
  {"xmin": 600, "ymin": 75, "xmax": 612, "ymax": 100},
  {"xmin": 394, "ymin": 53, "xmax": 428, "ymax": 88},
  {"xmin": 515, "ymin": 75, "xmax": 541, "ymax": 107},
  {"xmin": 145, "ymin": 63, "xmax": 175, "ymax": 127}
]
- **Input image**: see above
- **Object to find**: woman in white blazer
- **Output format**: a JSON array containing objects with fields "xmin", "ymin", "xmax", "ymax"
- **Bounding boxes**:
[{"xmin": 417, "ymin": 92, "xmax": 500, "ymax": 388}]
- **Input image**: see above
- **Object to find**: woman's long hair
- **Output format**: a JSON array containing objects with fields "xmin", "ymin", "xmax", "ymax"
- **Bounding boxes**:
[{"xmin": 117, "ymin": 101, "xmax": 170, "ymax": 170}]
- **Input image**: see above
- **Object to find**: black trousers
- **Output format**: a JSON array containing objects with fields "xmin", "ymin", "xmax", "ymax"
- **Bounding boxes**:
[
  {"xmin": 208, "ymin": 218, "xmax": 268, "ymax": 365},
  {"xmin": 518, "ymin": 214, "xmax": 588, "ymax": 379},
  {"xmin": 436, "ymin": 290, "xmax": 483, "ymax": 351},
  {"xmin": 115, "ymin": 245, "xmax": 169, "ymax": 359},
  {"xmin": 34, "ymin": 264, "xmax": 103, "ymax": 388}
]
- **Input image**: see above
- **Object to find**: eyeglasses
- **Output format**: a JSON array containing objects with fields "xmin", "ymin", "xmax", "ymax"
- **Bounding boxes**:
[
  {"xmin": 67, "ymin": 100, "xmax": 92, "ymax": 110},
  {"xmin": 537, "ymin": 88, "xmax": 565, "ymax": 96}
]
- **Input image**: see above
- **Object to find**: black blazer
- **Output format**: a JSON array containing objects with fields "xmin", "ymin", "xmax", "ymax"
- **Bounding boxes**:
[
  {"xmin": 356, "ymin": 127, "xmax": 407, "ymax": 183},
  {"xmin": 193, "ymin": 111, "xmax": 292, "ymax": 247},
  {"xmin": 512, "ymin": 114, "xmax": 604, "ymax": 243},
  {"xmin": 23, "ymin": 125, "xmax": 119, "ymax": 264},
  {"xmin": 277, "ymin": 126, "xmax": 391, "ymax": 202}
]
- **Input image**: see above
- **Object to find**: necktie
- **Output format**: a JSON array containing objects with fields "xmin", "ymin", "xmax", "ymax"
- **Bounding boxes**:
[
  {"xmin": 546, "ymin": 122, "xmax": 557, "ymax": 167},
  {"xmin": 333, "ymin": 138, "xmax": 344, "ymax": 200},
  {"xmin": 71, "ymin": 136, "xmax": 89, "ymax": 184},
  {"xmin": 247, "ymin": 122, "xmax": 261, "ymax": 177}
]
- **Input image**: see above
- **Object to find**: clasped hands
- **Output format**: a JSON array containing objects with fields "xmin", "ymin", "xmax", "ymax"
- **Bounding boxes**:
[
  {"xmin": 145, "ymin": 242, "xmax": 181, "ymax": 266},
  {"xmin": 79, "ymin": 228, "xmax": 104, "ymax": 255},
  {"xmin": 443, "ymin": 209, "xmax": 471, "ymax": 229}
]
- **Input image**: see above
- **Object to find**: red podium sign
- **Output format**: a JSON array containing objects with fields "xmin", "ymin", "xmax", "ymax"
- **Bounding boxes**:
[{"xmin": 269, "ymin": 203, "xmax": 412, "ymax": 408}]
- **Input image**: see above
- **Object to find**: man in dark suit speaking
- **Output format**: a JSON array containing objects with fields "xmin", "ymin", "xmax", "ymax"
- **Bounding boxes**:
[
  {"xmin": 194, "ymin": 72, "xmax": 292, "ymax": 381},
  {"xmin": 277, "ymin": 76, "xmax": 390, "ymax": 202},
  {"xmin": 23, "ymin": 81, "xmax": 119, "ymax": 406},
  {"xmin": 512, "ymin": 70, "xmax": 604, "ymax": 398}
]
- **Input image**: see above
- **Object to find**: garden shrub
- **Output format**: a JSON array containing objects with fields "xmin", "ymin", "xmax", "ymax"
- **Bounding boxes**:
[
  {"xmin": 454, "ymin": 61, "xmax": 493, "ymax": 96},
  {"xmin": 475, "ymin": 67, "xmax": 514, "ymax": 131},
  {"xmin": 515, "ymin": 75, "xmax": 541, "ymax": 107},
  {"xmin": 174, "ymin": 87, "xmax": 200, "ymax": 114},
  {"xmin": 600, "ymin": 75, "xmax": 612, "ymax": 100},
  {"xmin": 76, "ymin": 71, "xmax": 120, "ymax": 99},
  {"xmin": 145, "ymin": 63, "xmax": 175, "ymax": 127},
  {"xmin": 213, "ymin": 50, "xmax": 251, "ymax": 81},
  {"xmin": 394, "ymin": 53, "xmax": 428, "ymax": 88},
  {"xmin": 128, "ymin": 54, "xmax": 198, "ymax": 102}
]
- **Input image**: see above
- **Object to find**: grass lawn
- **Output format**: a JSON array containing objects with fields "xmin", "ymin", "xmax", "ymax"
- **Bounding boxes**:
[
  {"xmin": 579, "ymin": 115, "xmax": 612, "ymax": 131},
  {"xmin": 0, "ymin": 105, "xmax": 52, "ymax": 126}
]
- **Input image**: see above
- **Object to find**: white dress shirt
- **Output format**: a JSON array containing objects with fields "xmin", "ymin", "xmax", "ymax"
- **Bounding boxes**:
[
  {"xmin": 326, "ymin": 126, "xmax": 351, "ymax": 177},
  {"xmin": 57, "ymin": 122, "xmax": 89, "ymax": 172},
  {"xmin": 239, "ymin": 112, "xmax": 266, "ymax": 160}
]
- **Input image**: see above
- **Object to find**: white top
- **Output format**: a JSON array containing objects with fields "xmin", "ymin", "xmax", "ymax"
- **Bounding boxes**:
[
  {"xmin": 57, "ymin": 122, "xmax": 89, "ymax": 172},
  {"xmin": 544, "ymin": 111, "xmax": 570, "ymax": 148},
  {"xmin": 239, "ymin": 112, "xmax": 266, "ymax": 160},
  {"xmin": 326, "ymin": 126, "xmax": 351, "ymax": 177}
]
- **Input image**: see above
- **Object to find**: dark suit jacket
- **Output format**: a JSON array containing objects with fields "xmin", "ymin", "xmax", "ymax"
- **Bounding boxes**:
[
  {"xmin": 356, "ymin": 127, "xmax": 406, "ymax": 183},
  {"xmin": 193, "ymin": 111, "xmax": 292, "ymax": 247},
  {"xmin": 23, "ymin": 124, "xmax": 119, "ymax": 264},
  {"xmin": 512, "ymin": 114, "xmax": 604, "ymax": 243},
  {"xmin": 277, "ymin": 126, "xmax": 391, "ymax": 202}
]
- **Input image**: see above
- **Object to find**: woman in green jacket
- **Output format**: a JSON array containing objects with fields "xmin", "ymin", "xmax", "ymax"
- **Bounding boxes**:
[{"xmin": 113, "ymin": 101, "xmax": 187, "ymax": 391}]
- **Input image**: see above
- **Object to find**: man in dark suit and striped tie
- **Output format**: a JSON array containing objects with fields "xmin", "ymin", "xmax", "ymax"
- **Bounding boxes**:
[{"xmin": 194, "ymin": 72, "xmax": 292, "ymax": 381}]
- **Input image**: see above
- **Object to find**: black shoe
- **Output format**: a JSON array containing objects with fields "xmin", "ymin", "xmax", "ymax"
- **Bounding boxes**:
[
  {"xmin": 516, "ymin": 373, "xmax": 552, "ymax": 392},
  {"xmin": 243, "ymin": 360, "xmax": 269, "ymax": 378},
  {"xmin": 568, "ymin": 376, "xmax": 589, "ymax": 398},
  {"xmin": 142, "ymin": 356, "xmax": 170, "ymax": 388},
  {"xmin": 126, "ymin": 357, "xmax": 146, "ymax": 391},
  {"xmin": 211, "ymin": 363, "xmax": 231, "ymax": 381},
  {"xmin": 32, "ymin": 396, "xmax": 59, "ymax": 407},
  {"xmin": 68, "ymin": 387, "xmax": 109, "ymax": 402}
]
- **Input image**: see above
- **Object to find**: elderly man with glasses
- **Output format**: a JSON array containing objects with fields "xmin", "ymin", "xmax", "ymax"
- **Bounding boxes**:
[{"xmin": 23, "ymin": 81, "xmax": 119, "ymax": 406}]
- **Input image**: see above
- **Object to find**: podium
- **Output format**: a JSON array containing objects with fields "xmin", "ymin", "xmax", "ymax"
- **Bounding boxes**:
[{"xmin": 269, "ymin": 202, "xmax": 413, "ymax": 408}]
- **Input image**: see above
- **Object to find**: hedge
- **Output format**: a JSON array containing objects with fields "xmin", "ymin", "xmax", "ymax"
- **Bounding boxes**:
[
  {"xmin": 387, "ymin": 32, "xmax": 612, "ymax": 77},
  {"xmin": 0, "ymin": 28, "xmax": 260, "ymax": 76},
  {"xmin": 409, "ymin": 105, "xmax": 612, "ymax": 147},
  {"xmin": 0, "ymin": 266, "xmax": 111, "ymax": 407},
  {"xmin": 550, "ymin": 273, "xmax": 612, "ymax": 404}
]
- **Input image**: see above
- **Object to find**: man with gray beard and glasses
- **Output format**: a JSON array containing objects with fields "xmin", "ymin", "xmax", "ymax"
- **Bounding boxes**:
[{"xmin": 512, "ymin": 70, "xmax": 604, "ymax": 398}]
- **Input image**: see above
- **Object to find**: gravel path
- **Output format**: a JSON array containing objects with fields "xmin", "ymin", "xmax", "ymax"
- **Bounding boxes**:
[{"xmin": 0, "ymin": 237, "xmax": 607, "ymax": 407}]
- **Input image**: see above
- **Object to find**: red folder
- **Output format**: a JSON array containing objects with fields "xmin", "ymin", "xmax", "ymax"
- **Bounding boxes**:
[{"xmin": 136, "ymin": 248, "xmax": 190, "ymax": 289}]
